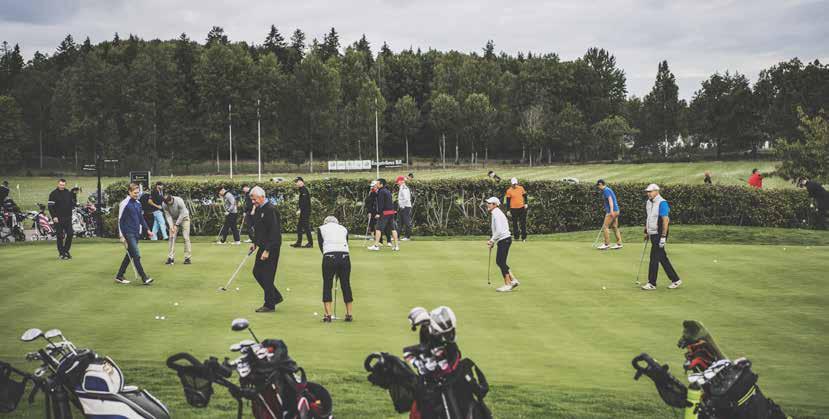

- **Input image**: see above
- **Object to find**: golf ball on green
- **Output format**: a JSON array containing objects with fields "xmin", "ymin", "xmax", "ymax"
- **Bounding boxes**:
[
  {"xmin": 160, "ymin": 316, "xmax": 166, "ymax": 320},
  {"xmin": 154, "ymin": 316, "xmax": 160, "ymax": 320},
  {"xmin": 601, "ymin": 286, "xmax": 606, "ymax": 290},
  {"xmin": 235, "ymin": 287, "xmax": 240, "ymax": 291},
  {"xmin": 313, "ymin": 312, "xmax": 318, "ymax": 316}
]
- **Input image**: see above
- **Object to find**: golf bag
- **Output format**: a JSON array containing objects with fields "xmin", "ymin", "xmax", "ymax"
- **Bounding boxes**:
[
  {"xmin": 29, "ymin": 204, "xmax": 56, "ymax": 240},
  {"xmin": 5, "ymin": 328, "xmax": 169, "ymax": 419},
  {"xmin": 631, "ymin": 320, "xmax": 789, "ymax": 419},
  {"xmin": 0, "ymin": 197, "xmax": 25, "ymax": 243},
  {"xmin": 166, "ymin": 320, "xmax": 332, "ymax": 419},
  {"xmin": 364, "ymin": 306, "xmax": 492, "ymax": 419}
]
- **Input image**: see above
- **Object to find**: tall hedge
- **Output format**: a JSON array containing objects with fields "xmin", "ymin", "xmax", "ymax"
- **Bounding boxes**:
[{"xmin": 102, "ymin": 179, "xmax": 815, "ymax": 237}]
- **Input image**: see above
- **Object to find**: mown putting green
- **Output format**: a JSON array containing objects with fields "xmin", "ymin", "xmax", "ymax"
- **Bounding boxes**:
[{"xmin": 1, "ymin": 226, "xmax": 827, "ymax": 418}]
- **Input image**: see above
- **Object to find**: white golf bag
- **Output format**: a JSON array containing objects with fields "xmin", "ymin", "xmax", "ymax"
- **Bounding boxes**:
[
  {"xmin": 71, "ymin": 208, "xmax": 87, "ymax": 236},
  {"xmin": 74, "ymin": 356, "xmax": 170, "ymax": 418}
]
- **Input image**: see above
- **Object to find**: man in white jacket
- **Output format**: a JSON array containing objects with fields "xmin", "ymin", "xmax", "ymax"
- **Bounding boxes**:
[
  {"xmin": 396, "ymin": 175, "xmax": 413, "ymax": 240},
  {"xmin": 486, "ymin": 197, "xmax": 520, "ymax": 292}
]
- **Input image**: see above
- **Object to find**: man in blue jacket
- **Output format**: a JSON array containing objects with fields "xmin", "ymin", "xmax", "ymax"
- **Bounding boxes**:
[{"xmin": 116, "ymin": 183, "xmax": 155, "ymax": 285}]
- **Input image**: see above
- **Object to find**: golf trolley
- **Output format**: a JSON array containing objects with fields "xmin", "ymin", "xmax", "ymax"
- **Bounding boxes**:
[
  {"xmin": 0, "ymin": 328, "xmax": 169, "ymax": 418},
  {"xmin": 28, "ymin": 203, "xmax": 57, "ymax": 241},
  {"xmin": 364, "ymin": 306, "xmax": 492, "ymax": 419},
  {"xmin": 0, "ymin": 197, "xmax": 25, "ymax": 243},
  {"xmin": 166, "ymin": 318, "xmax": 333, "ymax": 419},
  {"xmin": 631, "ymin": 320, "xmax": 788, "ymax": 419}
]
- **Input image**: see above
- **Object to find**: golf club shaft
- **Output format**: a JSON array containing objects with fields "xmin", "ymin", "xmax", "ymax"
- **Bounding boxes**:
[
  {"xmin": 222, "ymin": 250, "xmax": 253, "ymax": 289},
  {"xmin": 123, "ymin": 240, "xmax": 140, "ymax": 280},
  {"xmin": 333, "ymin": 274, "xmax": 339, "ymax": 319},
  {"xmin": 487, "ymin": 246, "xmax": 492, "ymax": 285},
  {"xmin": 635, "ymin": 239, "xmax": 648, "ymax": 283}
]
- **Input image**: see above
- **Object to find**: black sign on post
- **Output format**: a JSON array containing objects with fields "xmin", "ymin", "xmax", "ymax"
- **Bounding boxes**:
[{"xmin": 130, "ymin": 171, "xmax": 151, "ymax": 192}]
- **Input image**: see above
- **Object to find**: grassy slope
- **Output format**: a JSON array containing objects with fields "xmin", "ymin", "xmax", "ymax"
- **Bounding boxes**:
[
  {"xmin": 3, "ymin": 161, "xmax": 786, "ymax": 210},
  {"xmin": 1, "ymin": 226, "xmax": 827, "ymax": 418}
]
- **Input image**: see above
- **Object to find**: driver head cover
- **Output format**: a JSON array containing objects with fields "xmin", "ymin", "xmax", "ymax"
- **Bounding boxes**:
[
  {"xmin": 408, "ymin": 307, "xmax": 430, "ymax": 329},
  {"xmin": 323, "ymin": 216, "xmax": 338, "ymax": 224},
  {"xmin": 429, "ymin": 306, "xmax": 457, "ymax": 341}
]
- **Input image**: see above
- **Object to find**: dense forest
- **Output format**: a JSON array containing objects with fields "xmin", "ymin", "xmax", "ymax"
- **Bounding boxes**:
[{"xmin": 0, "ymin": 26, "xmax": 827, "ymax": 172}]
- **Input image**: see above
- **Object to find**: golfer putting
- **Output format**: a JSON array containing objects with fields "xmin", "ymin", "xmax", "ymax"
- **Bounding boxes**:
[
  {"xmin": 486, "ymin": 197, "xmax": 520, "ymax": 292},
  {"xmin": 247, "ymin": 186, "xmax": 284, "ymax": 312},
  {"xmin": 596, "ymin": 179, "xmax": 622, "ymax": 250},
  {"xmin": 641, "ymin": 184, "xmax": 682, "ymax": 290},
  {"xmin": 317, "ymin": 216, "xmax": 354, "ymax": 323}
]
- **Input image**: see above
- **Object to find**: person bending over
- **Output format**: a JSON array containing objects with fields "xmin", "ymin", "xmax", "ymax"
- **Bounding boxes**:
[{"xmin": 317, "ymin": 216, "xmax": 354, "ymax": 323}]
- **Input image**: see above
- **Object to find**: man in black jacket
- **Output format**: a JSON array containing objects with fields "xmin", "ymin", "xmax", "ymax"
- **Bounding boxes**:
[
  {"xmin": 290, "ymin": 177, "xmax": 313, "ymax": 248},
  {"xmin": 799, "ymin": 177, "xmax": 829, "ymax": 229},
  {"xmin": 249, "ymin": 186, "xmax": 284, "ymax": 313},
  {"xmin": 241, "ymin": 185, "xmax": 254, "ymax": 242},
  {"xmin": 368, "ymin": 178, "xmax": 399, "ymax": 251},
  {"xmin": 48, "ymin": 178, "xmax": 75, "ymax": 259},
  {"xmin": 364, "ymin": 181, "xmax": 390, "ymax": 243}
]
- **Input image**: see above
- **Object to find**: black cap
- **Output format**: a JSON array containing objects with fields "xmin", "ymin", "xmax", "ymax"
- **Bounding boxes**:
[
  {"xmin": 294, "ymin": 176, "xmax": 304, "ymax": 182},
  {"xmin": 596, "ymin": 179, "xmax": 605, "ymax": 186}
]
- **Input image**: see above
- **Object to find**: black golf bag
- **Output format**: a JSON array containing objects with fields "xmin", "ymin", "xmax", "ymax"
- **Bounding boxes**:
[
  {"xmin": 0, "ymin": 361, "xmax": 29, "ymax": 413},
  {"xmin": 697, "ymin": 359, "xmax": 787, "ymax": 419},
  {"xmin": 167, "ymin": 339, "xmax": 332, "ymax": 419}
]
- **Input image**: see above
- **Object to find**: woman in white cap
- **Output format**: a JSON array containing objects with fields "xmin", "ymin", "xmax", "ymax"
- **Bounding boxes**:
[
  {"xmin": 486, "ymin": 197, "xmax": 520, "ymax": 292},
  {"xmin": 642, "ymin": 184, "xmax": 681, "ymax": 290},
  {"xmin": 317, "ymin": 215, "xmax": 353, "ymax": 322}
]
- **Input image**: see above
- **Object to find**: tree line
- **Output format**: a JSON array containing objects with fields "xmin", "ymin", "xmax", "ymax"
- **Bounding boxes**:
[{"xmin": 0, "ymin": 26, "xmax": 827, "ymax": 172}]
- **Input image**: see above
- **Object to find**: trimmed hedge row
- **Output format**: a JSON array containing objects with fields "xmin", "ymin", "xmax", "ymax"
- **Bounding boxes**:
[{"xmin": 102, "ymin": 179, "xmax": 815, "ymax": 237}]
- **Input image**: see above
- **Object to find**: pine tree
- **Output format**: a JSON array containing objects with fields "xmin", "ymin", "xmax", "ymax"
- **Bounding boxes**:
[
  {"xmin": 206, "ymin": 26, "xmax": 228, "ymax": 46},
  {"xmin": 264, "ymin": 25, "xmax": 288, "ymax": 64},
  {"xmin": 354, "ymin": 34, "xmax": 373, "ymax": 69},
  {"xmin": 483, "ymin": 40, "xmax": 496, "ymax": 61},
  {"xmin": 320, "ymin": 27, "xmax": 340, "ymax": 61}
]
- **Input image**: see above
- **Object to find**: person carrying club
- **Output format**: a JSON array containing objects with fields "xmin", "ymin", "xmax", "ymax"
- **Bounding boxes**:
[
  {"xmin": 115, "ymin": 183, "xmax": 154, "ymax": 285},
  {"xmin": 641, "ymin": 184, "xmax": 681, "ymax": 290},
  {"xmin": 368, "ymin": 178, "xmax": 400, "ymax": 251},
  {"xmin": 148, "ymin": 181, "xmax": 169, "ymax": 241},
  {"xmin": 396, "ymin": 175, "xmax": 413, "ymax": 241},
  {"xmin": 596, "ymin": 179, "xmax": 622, "ymax": 250},
  {"xmin": 486, "ymin": 197, "xmax": 519, "ymax": 292},
  {"xmin": 317, "ymin": 216, "xmax": 353, "ymax": 323},
  {"xmin": 504, "ymin": 177, "xmax": 528, "ymax": 241},
  {"xmin": 291, "ymin": 177, "xmax": 313, "ymax": 248},
  {"xmin": 216, "ymin": 186, "xmax": 240, "ymax": 245},
  {"xmin": 163, "ymin": 192, "xmax": 192, "ymax": 265},
  {"xmin": 798, "ymin": 176, "xmax": 829, "ymax": 229},
  {"xmin": 48, "ymin": 178, "xmax": 75, "ymax": 260},
  {"xmin": 248, "ymin": 186, "xmax": 284, "ymax": 312},
  {"xmin": 241, "ymin": 185, "xmax": 254, "ymax": 242}
]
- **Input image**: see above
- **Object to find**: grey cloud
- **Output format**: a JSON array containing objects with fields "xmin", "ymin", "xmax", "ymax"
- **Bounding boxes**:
[{"xmin": 0, "ymin": 0, "xmax": 826, "ymax": 99}]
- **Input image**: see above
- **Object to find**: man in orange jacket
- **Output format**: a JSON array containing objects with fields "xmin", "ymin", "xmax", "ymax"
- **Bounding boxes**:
[{"xmin": 504, "ymin": 177, "xmax": 528, "ymax": 241}]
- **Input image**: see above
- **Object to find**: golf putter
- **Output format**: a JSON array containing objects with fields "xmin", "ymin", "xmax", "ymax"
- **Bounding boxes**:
[
  {"xmin": 487, "ymin": 246, "xmax": 492, "ymax": 286},
  {"xmin": 219, "ymin": 248, "xmax": 255, "ymax": 291},
  {"xmin": 635, "ymin": 239, "xmax": 649, "ymax": 285},
  {"xmin": 332, "ymin": 275, "xmax": 339, "ymax": 320},
  {"xmin": 592, "ymin": 227, "xmax": 604, "ymax": 248}
]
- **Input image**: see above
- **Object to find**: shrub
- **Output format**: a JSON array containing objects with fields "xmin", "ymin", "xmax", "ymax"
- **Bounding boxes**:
[{"xmin": 103, "ymin": 179, "xmax": 815, "ymax": 237}]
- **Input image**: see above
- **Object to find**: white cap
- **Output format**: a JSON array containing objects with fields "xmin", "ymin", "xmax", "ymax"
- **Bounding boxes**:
[
  {"xmin": 645, "ymin": 183, "xmax": 660, "ymax": 192},
  {"xmin": 486, "ymin": 197, "xmax": 501, "ymax": 205},
  {"xmin": 510, "ymin": 177, "xmax": 518, "ymax": 185},
  {"xmin": 323, "ymin": 215, "xmax": 338, "ymax": 224},
  {"xmin": 370, "ymin": 180, "xmax": 377, "ymax": 187}
]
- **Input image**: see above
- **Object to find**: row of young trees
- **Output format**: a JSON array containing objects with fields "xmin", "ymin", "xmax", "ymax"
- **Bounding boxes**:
[{"xmin": 0, "ymin": 26, "xmax": 828, "ymax": 171}]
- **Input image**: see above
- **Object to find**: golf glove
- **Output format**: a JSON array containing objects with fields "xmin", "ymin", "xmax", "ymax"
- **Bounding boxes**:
[{"xmin": 659, "ymin": 237, "xmax": 666, "ymax": 248}]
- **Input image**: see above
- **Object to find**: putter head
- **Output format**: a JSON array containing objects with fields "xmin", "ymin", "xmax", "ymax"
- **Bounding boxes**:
[
  {"xmin": 21, "ymin": 328, "xmax": 44, "ymax": 342},
  {"xmin": 231, "ymin": 318, "xmax": 249, "ymax": 332},
  {"xmin": 44, "ymin": 329, "xmax": 63, "ymax": 340}
]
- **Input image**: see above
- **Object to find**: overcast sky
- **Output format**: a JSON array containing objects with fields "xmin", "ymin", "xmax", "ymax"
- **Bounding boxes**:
[{"xmin": 1, "ymin": 0, "xmax": 827, "ymax": 99}]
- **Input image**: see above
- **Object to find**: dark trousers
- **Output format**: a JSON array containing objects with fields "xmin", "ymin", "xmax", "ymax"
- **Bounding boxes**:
[
  {"xmin": 244, "ymin": 213, "xmax": 255, "ymax": 241},
  {"xmin": 510, "ymin": 208, "xmax": 527, "ymax": 240},
  {"xmin": 322, "ymin": 252, "xmax": 353, "ymax": 303},
  {"xmin": 117, "ymin": 233, "xmax": 147, "ymax": 279},
  {"xmin": 398, "ymin": 207, "xmax": 413, "ymax": 238},
  {"xmin": 220, "ymin": 213, "xmax": 240, "ymax": 242},
  {"xmin": 495, "ymin": 237, "xmax": 512, "ymax": 276},
  {"xmin": 816, "ymin": 207, "xmax": 827, "ymax": 230},
  {"xmin": 648, "ymin": 234, "xmax": 680, "ymax": 285},
  {"xmin": 253, "ymin": 248, "xmax": 283, "ymax": 308},
  {"xmin": 296, "ymin": 213, "xmax": 312, "ymax": 244},
  {"xmin": 368, "ymin": 214, "xmax": 391, "ymax": 242},
  {"xmin": 55, "ymin": 218, "xmax": 73, "ymax": 255}
]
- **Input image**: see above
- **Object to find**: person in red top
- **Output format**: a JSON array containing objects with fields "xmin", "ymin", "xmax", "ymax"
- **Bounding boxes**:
[{"xmin": 748, "ymin": 169, "xmax": 763, "ymax": 189}]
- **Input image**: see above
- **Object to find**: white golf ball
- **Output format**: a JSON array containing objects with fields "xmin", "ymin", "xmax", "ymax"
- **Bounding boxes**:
[
  {"xmin": 783, "ymin": 247, "xmax": 787, "ymax": 251},
  {"xmin": 236, "ymin": 287, "xmax": 240, "ymax": 291},
  {"xmin": 713, "ymin": 259, "xmax": 718, "ymax": 263},
  {"xmin": 601, "ymin": 286, "xmax": 606, "ymax": 290},
  {"xmin": 313, "ymin": 312, "xmax": 318, "ymax": 316},
  {"xmin": 174, "ymin": 302, "xmax": 179, "ymax": 306},
  {"xmin": 286, "ymin": 288, "xmax": 291, "ymax": 292},
  {"xmin": 160, "ymin": 316, "xmax": 166, "ymax": 320},
  {"xmin": 154, "ymin": 316, "xmax": 160, "ymax": 320}
]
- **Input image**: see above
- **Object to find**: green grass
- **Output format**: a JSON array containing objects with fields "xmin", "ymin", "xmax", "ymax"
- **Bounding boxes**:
[
  {"xmin": 2, "ymin": 160, "xmax": 787, "ymax": 210},
  {"xmin": 1, "ymin": 226, "xmax": 827, "ymax": 418}
]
